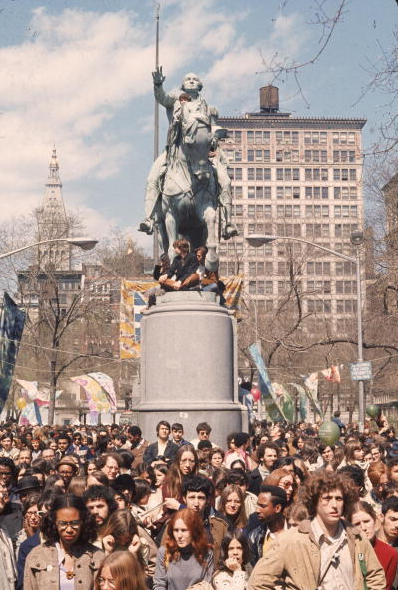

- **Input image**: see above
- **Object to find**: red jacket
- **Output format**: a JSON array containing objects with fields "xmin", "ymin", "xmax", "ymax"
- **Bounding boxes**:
[{"xmin": 373, "ymin": 537, "xmax": 398, "ymax": 590}]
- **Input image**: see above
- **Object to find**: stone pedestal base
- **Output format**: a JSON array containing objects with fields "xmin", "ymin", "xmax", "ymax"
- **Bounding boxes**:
[{"xmin": 137, "ymin": 291, "xmax": 247, "ymax": 448}]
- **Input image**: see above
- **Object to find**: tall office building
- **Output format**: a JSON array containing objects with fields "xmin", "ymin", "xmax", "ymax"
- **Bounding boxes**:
[{"xmin": 218, "ymin": 86, "xmax": 366, "ymax": 335}]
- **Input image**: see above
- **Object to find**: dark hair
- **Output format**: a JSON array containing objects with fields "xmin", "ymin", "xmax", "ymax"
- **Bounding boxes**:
[
  {"xmin": 127, "ymin": 426, "xmax": 142, "ymax": 437},
  {"xmin": 259, "ymin": 484, "xmax": 288, "ymax": 510},
  {"xmin": 43, "ymin": 474, "xmax": 65, "ymax": 492},
  {"xmin": 256, "ymin": 442, "xmax": 279, "ymax": 461},
  {"xmin": 182, "ymin": 475, "xmax": 214, "ymax": 499},
  {"xmin": 171, "ymin": 423, "xmax": 184, "ymax": 431},
  {"xmin": 230, "ymin": 459, "xmax": 246, "ymax": 471},
  {"xmin": 135, "ymin": 463, "xmax": 156, "ymax": 487},
  {"xmin": 338, "ymin": 464, "xmax": 365, "ymax": 491},
  {"xmin": 0, "ymin": 457, "xmax": 16, "ymax": 477},
  {"xmin": 89, "ymin": 471, "xmax": 109, "ymax": 486},
  {"xmin": 198, "ymin": 440, "xmax": 212, "ymax": 451},
  {"xmin": 117, "ymin": 450, "xmax": 134, "ymax": 471},
  {"xmin": 196, "ymin": 422, "xmax": 211, "ymax": 435},
  {"xmin": 227, "ymin": 469, "xmax": 249, "ymax": 487},
  {"xmin": 22, "ymin": 493, "xmax": 41, "ymax": 516},
  {"xmin": 41, "ymin": 494, "xmax": 97, "ymax": 544},
  {"xmin": 133, "ymin": 479, "xmax": 151, "ymax": 504},
  {"xmin": 114, "ymin": 434, "xmax": 127, "ymax": 445},
  {"xmin": 1, "ymin": 433, "xmax": 13, "ymax": 441},
  {"xmin": 156, "ymin": 421, "xmax": 171, "ymax": 434},
  {"xmin": 112, "ymin": 474, "xmax": 136, "ymax": 495},
  {"xmin": 382, "ymin": 496, "xmax": 398, "ymax": 516},
  {"xmin": 217, "ymin": 531, "xmax": 251, "ymax": 573},
  {"xmin": 38, "ymin": 488, "xmax": 64, "ymax": 510},
  {"xmin": 57, "ymin": 434, "xmax": 71, "ymax": 445},
  {"xmin": 83, "ymin": 484, "xmax": 118, "ymax": 513},
  {"xmin": 96, "ymin": 452, "xmax": 122, "ymax": 471}
]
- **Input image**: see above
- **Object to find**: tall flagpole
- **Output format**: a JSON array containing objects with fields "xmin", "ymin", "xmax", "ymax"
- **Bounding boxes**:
[{"xmin": 153, "ymin": 3, "xmax": 160, "ymax": 264}]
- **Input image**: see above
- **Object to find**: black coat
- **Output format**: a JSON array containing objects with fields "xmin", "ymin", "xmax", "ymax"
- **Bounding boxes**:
[
  {"xmin": 248, "ymin": 467, "xmax": 263, "ymax": 496},
  {"xmin": 167, "ymin": 253, "xmax": 198, "ymax": 282},
  {"xmin": 143, "ymin": 440, "xmax": 178, "ymax": 465},
  {"xmin": 16, "ymin": 531, "xmax": 40, "ymax": 590}
]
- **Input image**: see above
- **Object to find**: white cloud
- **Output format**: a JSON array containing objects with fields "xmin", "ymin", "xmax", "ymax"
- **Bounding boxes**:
[{"xmin": 0, "ymin": 1, "xmax": 307, "ymax": 244}]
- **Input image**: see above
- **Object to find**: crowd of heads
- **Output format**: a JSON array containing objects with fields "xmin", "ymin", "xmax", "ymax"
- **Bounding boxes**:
[{"xmin": 1, "ymin": 411, "xmax": 398, "ymax": 589}]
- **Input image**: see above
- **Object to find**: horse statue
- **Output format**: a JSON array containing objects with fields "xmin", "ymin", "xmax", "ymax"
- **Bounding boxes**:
[{"xmin": 139, "ymin": 67, "xmax": 237, "ymax": 269}]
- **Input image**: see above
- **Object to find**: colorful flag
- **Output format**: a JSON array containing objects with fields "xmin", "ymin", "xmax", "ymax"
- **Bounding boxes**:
[
  {"xmin": 248, "ymin": 343, "xmax": 285, "ymax": 422},
  {"xmin": 88, "ymin": 372, "xmax": 117, "ymax": 412},
  {"xmin": 0, "ymin": 293, "xmax": 25, "ymax": 412},
  {"xmin": 289, "ymin": 383, "xmax": 308, "ymax": 421},
  {"xmin": 222, "ymin": 275, "xmax": 243, "ymax": 311},
  {"xmin": 321, "ymin": 365, "xmax": 341, "ymax": 383},
  {"xmin": 71, "ymin": 375, "xmax": 111, "ymax": 413},
  {"xmin": 302, "ymin": 372, "xmax": 323, "ymax": 418},
  {"xmin": 19, "ymin": 401, "xmax": 42, "ymax": 426},
  {"xmin": 120, "ymin": 280, "xmax": 157, "ymax": 359},
  {"xmin": 272, "ymin": 382, "xmax": 294, "ymax": 423}
]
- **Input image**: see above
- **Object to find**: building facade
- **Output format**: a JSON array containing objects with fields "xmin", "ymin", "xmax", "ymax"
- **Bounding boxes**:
[{"xmin": 218, "ymin": 86, "xmax": 366, "ymax": 336}]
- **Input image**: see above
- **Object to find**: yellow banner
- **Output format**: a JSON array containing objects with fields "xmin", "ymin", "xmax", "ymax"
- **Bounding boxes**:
[{"xmin": 120, "ymin": 280, "xmax": 157, "ymax": 359}]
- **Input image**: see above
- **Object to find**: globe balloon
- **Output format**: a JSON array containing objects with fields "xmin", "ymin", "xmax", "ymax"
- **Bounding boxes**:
[
  {"xmin": 319, "ymin": 420, "xmax": 340, "ymax": 446},
  {"xmin": 366, "ymin": 405, "xmax": 380, "ymax": 419}
]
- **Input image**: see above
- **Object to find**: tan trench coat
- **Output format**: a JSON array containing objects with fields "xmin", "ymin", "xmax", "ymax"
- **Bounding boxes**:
[
  {"xmin": 248, "ymin": 519, "xmax": 386, "ymax": 590},
  {"xmin": 23, "ymin": 542, "xmax": 104, "ymax": 590}
]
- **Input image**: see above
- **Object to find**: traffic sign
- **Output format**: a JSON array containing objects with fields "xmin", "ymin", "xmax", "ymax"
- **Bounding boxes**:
[{"xmin": 350, "ymin": 361, "xmax": 372, "ymax": 381}]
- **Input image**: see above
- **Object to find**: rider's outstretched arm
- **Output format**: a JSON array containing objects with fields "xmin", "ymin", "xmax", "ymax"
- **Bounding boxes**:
[{"xmin": 153, "ymin": 66, "xmax": 176, "ymax": 109}]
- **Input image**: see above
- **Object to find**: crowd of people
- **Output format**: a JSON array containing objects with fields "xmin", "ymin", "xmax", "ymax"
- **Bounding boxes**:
[{"xmin": 0, "ymin": 412, "xmax": 397, "ymax": 589}]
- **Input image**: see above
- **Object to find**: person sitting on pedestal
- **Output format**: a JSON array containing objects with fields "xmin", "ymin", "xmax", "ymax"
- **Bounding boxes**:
[
  {"xmin": 180, "ymin": 246, "xmax": 219, "ymax": 291},
  {"xmin": 158, "ymin": 239, "xmax": 198, "ymax": 292}
]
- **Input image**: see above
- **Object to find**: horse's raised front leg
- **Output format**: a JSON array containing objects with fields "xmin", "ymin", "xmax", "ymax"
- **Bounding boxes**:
[
  {"xmin": 202, "ymin": 205, "xmax": 219, "ymax": 272},
  {"xmin": 165, "ymin": 207, "xmax": 179, "ymax": 263}
]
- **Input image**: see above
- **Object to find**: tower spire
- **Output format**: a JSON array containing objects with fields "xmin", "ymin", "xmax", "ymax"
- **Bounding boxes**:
[{"xmin": 37, "ymin": 148, "xmax": 71, "ymax": 270}]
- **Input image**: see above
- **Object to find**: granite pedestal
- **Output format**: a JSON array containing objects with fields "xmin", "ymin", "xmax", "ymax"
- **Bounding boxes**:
[{"xmin": 137, "ymin": 291, "xmax": 246, "ymax": 448}]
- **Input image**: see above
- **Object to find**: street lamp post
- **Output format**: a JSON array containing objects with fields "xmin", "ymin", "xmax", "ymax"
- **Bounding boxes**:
[
  {"xmin": 0, "ymin": 236, "xmax": 98, "ymax": 425},
  {"xmin": 0, "ymin": 237, "xmax": 98, "ymax": 261},
  {"xmin": 246, "ymin": 232, "xmax": 365, "ymax": 430}
]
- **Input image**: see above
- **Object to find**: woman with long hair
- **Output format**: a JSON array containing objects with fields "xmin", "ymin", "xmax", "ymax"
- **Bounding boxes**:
[
  {"xmin": 162, "ymin": 445, "xmax": 198, "ymax": 511},
  {"xmin": 95, "ymin": 551, "xmax": 147, "ymax": 590},
  {"xmin": 101, "ymin": 509, "xmax": 144, "ymax": 560},
  {"xmin": 154, "ymin": 508, "xmax": 213, "ymax": 590},
  {"xmin": 213, "ymin": 532, "xmax": 251, "ymax": 590},
  {"xmin": 350, "ymin": 500, "xmax": 397, "ymax": 590},
  {"xmin": 24, "ymin": 493, "xmax": 103, "ymax": 590},
  {"xmin": 218, "ymin": 484, "xmax": 247, "ymax": 532},
  {"xmin": 264, "ymin": 468, "xmax": 296, "ymax": 505}
]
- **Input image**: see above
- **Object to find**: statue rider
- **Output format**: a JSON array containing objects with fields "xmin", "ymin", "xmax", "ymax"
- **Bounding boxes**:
[{"xmin": 139, "ymin": 66, "xmax": 238, "ymax": 240}]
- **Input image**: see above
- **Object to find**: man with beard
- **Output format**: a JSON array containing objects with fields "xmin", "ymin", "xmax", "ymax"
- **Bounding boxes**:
[{"xmin": 83, "ymin": 485, "xmax": 118, "ymax": 549}]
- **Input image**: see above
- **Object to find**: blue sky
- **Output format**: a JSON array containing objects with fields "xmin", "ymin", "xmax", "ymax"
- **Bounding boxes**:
[{"xmin": 0, "ymin": 0, "xmax": 396, "ymax": 252}]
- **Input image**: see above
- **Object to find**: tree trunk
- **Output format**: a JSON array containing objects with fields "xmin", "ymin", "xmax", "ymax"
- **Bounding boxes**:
[{"xmin": 48, "ymin": 359, "xmax": 57, "ymax": 425}]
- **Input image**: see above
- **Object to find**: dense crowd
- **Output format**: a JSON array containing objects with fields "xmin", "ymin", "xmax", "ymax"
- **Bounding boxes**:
[{"xmin": 0, "ymin": 413, "xmax": 397, "ymax": 590}]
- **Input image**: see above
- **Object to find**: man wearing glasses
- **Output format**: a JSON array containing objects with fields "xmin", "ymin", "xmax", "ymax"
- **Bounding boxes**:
[{"xmin": 249, "ymin": 471, "xmax": 385, "ymax": 590}]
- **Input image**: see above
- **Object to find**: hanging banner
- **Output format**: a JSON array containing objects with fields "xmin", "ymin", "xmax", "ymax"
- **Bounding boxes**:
[
  {"xmin": 271, "ymin": 382, "xmax": 294, "ymax": 423},
  {"xmin": 248, "ymin": 343, "xmax": 284, "ymax": 422},
  {"xmin": 16, "ymin": 380, "xmax": 62, "ymax": 406},
  {"xmin": 0, "ymin": 292, "xmax": 25, "ymax": 412},
  {"xmin": 88, "ymin": 372, "xmax": 117, "ymax": 413},
  {"xmin": 321, "ymin": 365, "xmax": 341, "ymax": 383},
  {"xmin": 19, "ymin": 401, "xmax": 42, "ymax": 426},
  {"xmin": 120, "ymin": 280, "xmax": 157, "ymax": 359},
  {"xmin": 222, "ymin": 275, "xmax": 243, "ymax": 311},
  {"xmin": 71, "ymin": 375, "xmax": 111, "ymax": 413},
  {"xmin": 289, "ymin": 383, "xmax": 308, "ymax": 421},
  {"xmin": 302, "ymin": 372, "xmax": 323, "ymax": 418}
]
